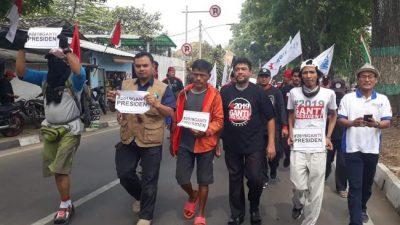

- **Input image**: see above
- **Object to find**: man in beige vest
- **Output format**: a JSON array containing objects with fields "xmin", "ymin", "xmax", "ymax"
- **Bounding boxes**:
[{"xmin": 107, "ymin": 52, "xmax": 176, "ymax": 225}]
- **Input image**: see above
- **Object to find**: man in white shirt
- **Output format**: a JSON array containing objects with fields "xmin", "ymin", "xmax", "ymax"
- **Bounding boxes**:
[
  {"xmin": 287, "ymin": 59, "xmax": 337, "ymax": 225},
  {"xmin": 337, "ymin": 63, "xmax": 392, "ymax": 225}
]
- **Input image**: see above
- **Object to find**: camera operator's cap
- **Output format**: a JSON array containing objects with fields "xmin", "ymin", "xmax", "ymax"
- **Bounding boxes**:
[
  {"xmin": 332, "ymin": 78, "xmax": 347, "ymax": 94},
  {"xmin": 300, "ymin": 59, "xmax": 318, "ymax": 70},
  {"xmin": 167, "ymin": 66, "xmax": 175, "ymax": 72},
  {"xmin": 356, "ymin": 63, "xmax": 380, "ymax": 78},
  {"xmin": 283, "ymin": 69, "xmax": 293, "ymax": 78},
  {"xmin": 5, "ymin": 70, "xmax": 16, "ymax": 77},
  {"xmin": 258, "ymin": 68, "xmax": 271, "ymax": 77}
]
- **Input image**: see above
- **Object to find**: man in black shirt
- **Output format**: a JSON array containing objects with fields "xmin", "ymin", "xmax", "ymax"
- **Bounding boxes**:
[
  {"xmin": 257, "ymin": 68, "xmax": 288, "ymax": 185},
  {"xmin": 0, "ymin": 71, "xmax": 18, "ymax": 105},
  {"xmin": 220, "ymin": 57, "xmax": 276, "ymax": 225},
  {"xmin": 162, "ymin": 66, "xmax": 184, "ymax": 99}
]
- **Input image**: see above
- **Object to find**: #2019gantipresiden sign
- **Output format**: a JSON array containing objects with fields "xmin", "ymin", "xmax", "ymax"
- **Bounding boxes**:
[
  {"xmin": 292, "ymin": 128, "xmax": 325, "ymax": 152},
  {"xmin": 24, "ymin": 27, "xmax": 63, "ymax": 49},
  {"xmin": 115, "ymin": 91, "xmax": 150, "ymax": 114},
  {"xmin": 177, "ymin": 110, "xmax": 210, "ymax": 132}
]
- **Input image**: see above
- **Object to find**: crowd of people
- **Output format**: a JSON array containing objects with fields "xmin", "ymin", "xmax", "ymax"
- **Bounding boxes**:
[{"xmin": 9, "ymin": 33, "xmax": 393, "ymax": 225}]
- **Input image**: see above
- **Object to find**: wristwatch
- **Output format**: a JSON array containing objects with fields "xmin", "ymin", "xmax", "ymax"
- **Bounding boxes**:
[{"xmin": 63, "ymin": 48, "xmax": 72, "ymax": 54}]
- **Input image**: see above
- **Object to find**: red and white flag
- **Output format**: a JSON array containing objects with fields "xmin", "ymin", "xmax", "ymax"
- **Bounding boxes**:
[
  {"xmin": 70, "ymin": 21, "xmax": 81, "ymax": 61},
  {"xmin": 6, "ymin": 1, "xmax": 23, "ymax": 43},
  {"xmin": 110, "ymin": 19, "xmax": 121, "ymax": 47}
]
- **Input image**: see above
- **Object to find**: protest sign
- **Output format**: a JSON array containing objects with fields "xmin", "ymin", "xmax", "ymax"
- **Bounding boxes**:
[
  {"xmin": 293, "ymin": 128, "xmax": 325, "ymax": 152},
  {"xmin": 177, "ymin": 110, "xmax": 210, "ymax": 132},
  {"xmin": 115, "ymin": 91, "xmax": 150, "ymax": 114},
  {"xmin": 24, "ymin": 27, "xmax": 63, "ymax": 49}
]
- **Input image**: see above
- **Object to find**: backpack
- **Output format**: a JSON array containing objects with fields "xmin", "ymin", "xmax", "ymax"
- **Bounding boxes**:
[{"xmin": 42, "ymin": 80, "xmax": 101, "ymax": 127}]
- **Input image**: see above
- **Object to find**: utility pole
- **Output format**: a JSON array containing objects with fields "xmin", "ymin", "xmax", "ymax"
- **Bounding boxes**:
[
  {"xmin": 199, "ymin": 20, "xmax": 202, "ymax": 59},
  {"xmin": 185, "ymin": 5, "xmax": 188, "ymax": 44}
]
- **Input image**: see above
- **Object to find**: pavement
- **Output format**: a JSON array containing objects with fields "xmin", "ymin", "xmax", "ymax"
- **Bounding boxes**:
[{"xmin": 0, "ymin": 112, "xmax": 118, "ymax": 151}]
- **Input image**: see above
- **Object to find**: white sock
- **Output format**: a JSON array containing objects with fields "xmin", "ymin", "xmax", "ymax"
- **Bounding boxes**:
[{"xmin": 59, "ymin": 200, "xmax": 72, "ymax": 208}]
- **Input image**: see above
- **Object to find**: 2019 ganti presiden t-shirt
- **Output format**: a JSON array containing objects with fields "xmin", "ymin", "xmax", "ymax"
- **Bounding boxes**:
[{"xmin": 221, "ymin": 83, "xmax": 275, "ymax": 154}]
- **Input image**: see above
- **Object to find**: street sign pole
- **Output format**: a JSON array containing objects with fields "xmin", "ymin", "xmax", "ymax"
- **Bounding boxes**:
[{"xmin": 199, "ymin": 20, "xmax": 202, "ymax": 59}]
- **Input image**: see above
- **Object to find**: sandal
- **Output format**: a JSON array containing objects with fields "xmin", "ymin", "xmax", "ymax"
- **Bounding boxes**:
[
  {"xmin": 53, "ymin": 204, "xmax": 75, "ymax": 224},
  {"xmin": 194, "ymin": 216, "xmax": 206, "ymax": 225},
  {"xmin": 183, "ymin": 191, "xmax": 198, "ymax": 219}
]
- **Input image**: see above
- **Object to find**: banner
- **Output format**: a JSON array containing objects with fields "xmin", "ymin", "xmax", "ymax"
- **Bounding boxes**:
[
  {"xmin": 24, "ymin": 27, "xmax": 63, "ymax": 49},
  {"xmin": 262, "ymin": 37, "xmax": 291, "ymax": 77},
  {"xmin": 208, "ymin": 63, "xmax": 217, "ymax": 87},
  {"xmin": 313, "ymin": 44, "xmax": 335, "ymax": 76},
  {"xmin": 178, "ymin": 110, "xmax": 210, "ymax": 132},
  {"xmin": 292, "ymin": 128, "xmax": 325, "ymax": 152},
  {"xmin": 221, "ymin": 62, "xmax": 229, "ymax": 86},
  {"xmin": 286, "ymin": 31, "xmax": 302, "ymax": 64},
  {"xmin": 115, "ymin": 91, "xmax": 150, "ymax": 114}
]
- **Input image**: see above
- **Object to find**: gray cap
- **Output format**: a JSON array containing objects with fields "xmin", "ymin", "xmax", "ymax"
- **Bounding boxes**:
[{"xmin": 356, "ymin": 63, "xmax": 380, "ymax": 78}]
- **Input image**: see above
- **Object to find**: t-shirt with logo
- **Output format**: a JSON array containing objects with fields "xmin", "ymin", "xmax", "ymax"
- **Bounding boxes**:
[
  {"xmin": 287, "ymin": 87, "xmax": 337, "ymax": 152},
  {"xmin": 221, "ymin": 83, "xmax": 275, "ymax": 154}
]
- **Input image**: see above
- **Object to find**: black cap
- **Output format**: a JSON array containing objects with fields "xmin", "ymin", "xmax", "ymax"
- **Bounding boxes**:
[
  {"xmin": 331, "ymin": 79, "xmax": 347, "ymax": 94},
  {"xmin": 258, "ymin": 68, "xmax": 271, "ymax": 76}
]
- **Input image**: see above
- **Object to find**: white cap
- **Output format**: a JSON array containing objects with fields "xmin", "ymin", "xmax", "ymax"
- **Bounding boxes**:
[{"xmin": 300, "ymin": 59, "xmax": 318, "ymax": 70}]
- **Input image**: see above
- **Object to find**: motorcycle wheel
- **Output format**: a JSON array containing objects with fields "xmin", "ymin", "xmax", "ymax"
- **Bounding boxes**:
[{"xmin": 1, "ymin": 113, "xmax": 25, "ymax": 137}]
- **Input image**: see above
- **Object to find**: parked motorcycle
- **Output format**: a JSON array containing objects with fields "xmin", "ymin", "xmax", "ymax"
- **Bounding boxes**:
[
  {"xmin": 0, "ymin": 102, "xmax": 25, "ymax": 137},
  {"xmin": 19, "ymin": 95, "xmax": 45, "ymax": 128},
  {"xmin": 91, "ymin": 86, "xmax": 107, "ymax": 115}
]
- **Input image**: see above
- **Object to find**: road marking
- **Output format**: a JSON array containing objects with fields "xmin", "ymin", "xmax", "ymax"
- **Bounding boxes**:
[
  {"xmin": 31, "ymin": 179, "xmax": 120, "ymax": 225},
  {"xmin": 0, "ymin": 127, "xmax": 119, "ymax": 159}
]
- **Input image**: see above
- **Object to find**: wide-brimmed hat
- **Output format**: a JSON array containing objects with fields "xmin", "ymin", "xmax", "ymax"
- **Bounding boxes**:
[{"xmin": 356, "ymin": 63, "xmax": 380, "ymax": 78}]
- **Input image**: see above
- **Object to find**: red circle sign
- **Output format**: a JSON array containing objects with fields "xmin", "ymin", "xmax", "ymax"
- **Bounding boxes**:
[
  {"xmin": 181, "ymin": 43, "xmax": 192, "ymax": 56},
  {"xmin": 209, "ymin": 5, "xmax": 221, "ymax": 17}
]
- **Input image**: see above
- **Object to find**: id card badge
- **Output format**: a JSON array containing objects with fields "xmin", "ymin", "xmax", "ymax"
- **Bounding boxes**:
[{"xmin": 292, "ymin": 128, "xmax": 325, "ymax": 152}]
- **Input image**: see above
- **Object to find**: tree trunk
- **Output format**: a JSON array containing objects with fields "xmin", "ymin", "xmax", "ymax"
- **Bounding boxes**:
[{"xmin": 371, "ymin": 0, "xmax": 400, "ymax": 84}]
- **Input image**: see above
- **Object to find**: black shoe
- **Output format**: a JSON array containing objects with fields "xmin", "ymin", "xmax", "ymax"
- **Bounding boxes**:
[
  {"xmin": 270, "ymin": 171, "xmax": 277, "ymax": 180},
  {"xmin": 361, "ymin": 211, "xmax": 369, "ymax": 223},
  {"xmin": 250, "ymin": 209, "xmax": 261, "ymax": 224},
  {"xmin": 283, "ymin": 158, "xmax": 290, "ymax": 168},
  {"xmin": 292, "ymin": 206, "xmax": 303, "ymax": 220},
  {"xmin": 227, "ymin": 216, "xmax": 244, "ymax": 225}
]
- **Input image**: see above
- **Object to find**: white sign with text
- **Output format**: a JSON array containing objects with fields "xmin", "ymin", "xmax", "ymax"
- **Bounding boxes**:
[
  {"xmin": 178, "ymin": 110, "xmax": 210, "ymax": 132},
  {"xmin": 115, "ymin": 91, "xmax": 150, "ymax": 114},
  {"xmin": 293, "ymin": 128, "xmax": 325, "ymax": 152},
  {"xmin": 25, "ymin": 27, "xmax": 63, "ymax": 49}
]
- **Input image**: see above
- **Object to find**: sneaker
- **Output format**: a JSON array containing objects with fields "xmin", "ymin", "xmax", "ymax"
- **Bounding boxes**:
[
  {"xmin": 250, "ymin": 209, "xmax": 261, "ymax": 224},
  {"xmin": 132, "ymin": 200, "xmax": 141, "ymax": 213},
  {"xmin": 54, "ymin": 205, "xmax": 75, "ymax": 224},
  {"xmin": 136, "ymin": 219, "xmax": 152, "ymax": 225},
  {"xmin": 361, "ymin": 211, "xmax": 369, "ymax": 223},
  {"xmin": 262, "ymin": 181, "xmax": 269, "ymax": 189},
  {"xmin": 338, "ymin": 190, "xmax": 348, "ymax": 198},
  {"xmin": 270, "ymin": 171, "xmax": 277, "ymax": 180},
  {"xmin": 283, "ymin": 158, "xmax": 290, "ymax": 168},
  {"xmin": 291, "ymin": 206, "xmax": 303, "ymax": 220},
  {"xmin": 227, "ymin": 216, "xmax": 244, "ymax": 225}
]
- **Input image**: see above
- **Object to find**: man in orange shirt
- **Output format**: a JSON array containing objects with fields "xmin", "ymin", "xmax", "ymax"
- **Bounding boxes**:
[{"xmin": 171, "ymin": 59, "xmax": 224, "ymax": 225}]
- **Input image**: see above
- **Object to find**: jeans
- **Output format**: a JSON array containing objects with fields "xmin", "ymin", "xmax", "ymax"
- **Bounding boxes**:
[
  {"xmin": 345, "ymin": 152, "xmax": 378, "ymax": 225},
  {"xmin": 115, "ymin": 141, "xmax": 162, "ymax": 220}
]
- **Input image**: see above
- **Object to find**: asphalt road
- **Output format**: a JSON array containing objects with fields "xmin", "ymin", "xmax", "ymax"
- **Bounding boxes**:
[{"xmin": 0, "ymin": 127, "xmax": 399, "ymax": 225}]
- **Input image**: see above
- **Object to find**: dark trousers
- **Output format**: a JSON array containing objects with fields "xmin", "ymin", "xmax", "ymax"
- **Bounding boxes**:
[
  {"xmin": 345, "ymin": 152, "xmax": 378, "ymax": 225},
  {"xmin": 115, "ymin": 141, "xmax": 162, "ymax": 220},
  {"xmin": 263, "ymin": 134, "xmax": 282, "ymax": 180},
  {"xmin": 325, "ymin": 140, "xmax": 348, "ymax": 191},
  {"xmin": 225, "ymin": 150, "xmax": 264, "ymax": 219}
]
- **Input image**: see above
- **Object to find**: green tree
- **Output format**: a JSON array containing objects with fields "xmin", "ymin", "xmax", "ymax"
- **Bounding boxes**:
[
  {"xmin": 230, "ymin": 0, "xmax": 372, "ymax": 79},
  {"xmin": 1, "ymin": 0, "xmax": 53, "ymax": 19}
]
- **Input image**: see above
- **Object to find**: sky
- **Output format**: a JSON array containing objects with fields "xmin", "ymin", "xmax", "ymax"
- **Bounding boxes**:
[{"xmin": 105, "ymin": 0, "xmax": 245, "ymax": 50}]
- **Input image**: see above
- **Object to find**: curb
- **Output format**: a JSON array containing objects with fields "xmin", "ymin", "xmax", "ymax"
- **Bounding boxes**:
[
  {"xmin": 0, "ymin": 119, "xmax": 118, "ymax": 151},
  {"xmin": 374, "ymin": 163, "xmax": 400, "ymax": 215}
]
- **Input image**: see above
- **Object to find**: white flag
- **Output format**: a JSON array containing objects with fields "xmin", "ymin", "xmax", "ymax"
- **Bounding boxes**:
[
  {"xmin": 286, "ymin": 31, "xmax": 302, "ymax": 64},
  {"xmin": 221, "ymin": 62, "xmax": 229, "ymax": 86},
  {"xmin": 5, "ymin": 4, "xmax": 19, "ymax": 43},
  {"xmin": 208, "ymin": 63, "xmax": 217, "ymax": 87},
  {"xmin": 262, "ymin": 37, "xmax": 291, "ymax": 77},
  {"xmin": 313, "ymin": 44, "xmax": 335, "ymax": 76}
]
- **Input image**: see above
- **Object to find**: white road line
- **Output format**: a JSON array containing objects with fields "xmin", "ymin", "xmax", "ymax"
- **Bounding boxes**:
[
  {"xmin": 0, "ymin": 127, "xmax": 119, "ymax": 159},
  {"xmin": 31, "ymin": 179, "xmax": 120, "ymax": 225}
]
